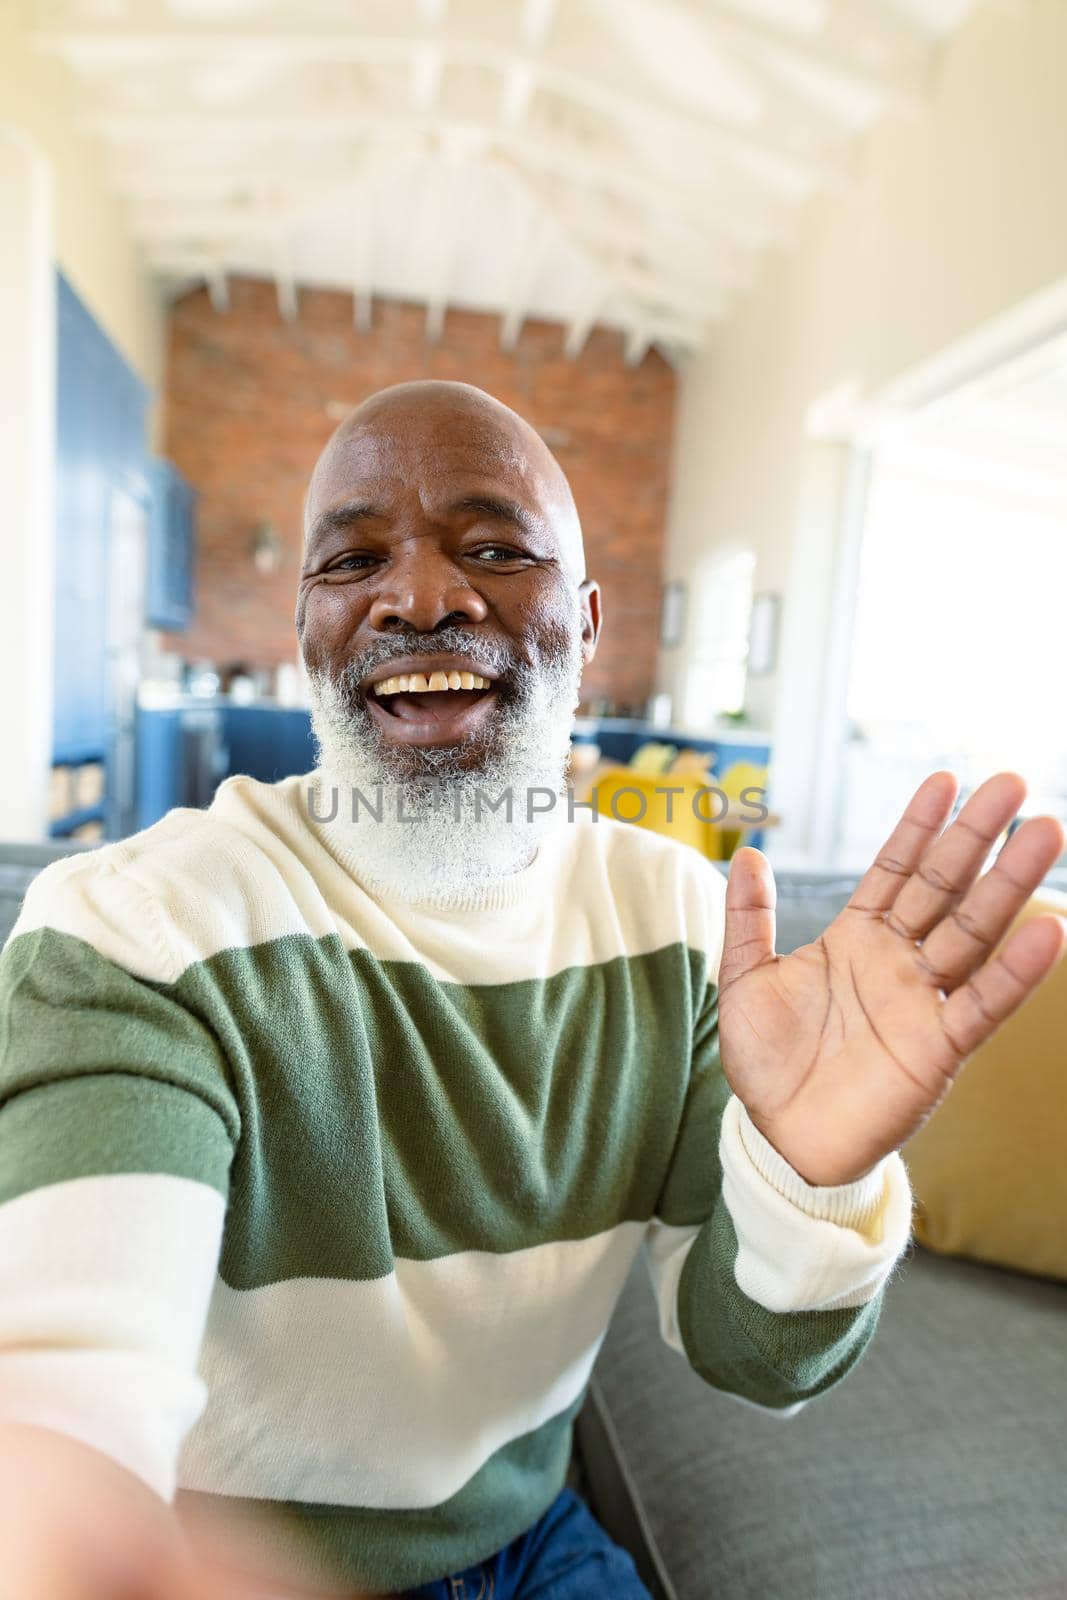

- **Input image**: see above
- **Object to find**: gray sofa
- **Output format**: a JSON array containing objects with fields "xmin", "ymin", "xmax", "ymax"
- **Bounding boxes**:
[
  {"xmin": 4, "ymin": 847, "xmax": 1066, "ymax": 1598},
  {"xmin": 575, "ymin": 868, "xmax": 1067, "ymax": 1600}
]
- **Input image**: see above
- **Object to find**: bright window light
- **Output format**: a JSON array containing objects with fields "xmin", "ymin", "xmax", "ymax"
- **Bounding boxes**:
[
  {"xmin": 837, "ymin": 431, "xmax": 1067, "ymax": 864},
  {"xmin": 684, "ymin": 549, "xmax": 756, "ymax": 727}
]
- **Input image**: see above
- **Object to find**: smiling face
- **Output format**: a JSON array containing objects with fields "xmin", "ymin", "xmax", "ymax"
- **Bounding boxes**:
[{"xmin": 297, "ymin": 381, "xmax": 601, "ymax": 783}]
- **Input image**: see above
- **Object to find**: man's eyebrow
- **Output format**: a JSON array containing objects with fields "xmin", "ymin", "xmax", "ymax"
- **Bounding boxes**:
[
  {"xmin": 448, "ymin": 496, "xmax": 545, "ymax": 538},
  {"xmin": 307, "ymin": 500, "xmax": 383, "ymax": 545}
]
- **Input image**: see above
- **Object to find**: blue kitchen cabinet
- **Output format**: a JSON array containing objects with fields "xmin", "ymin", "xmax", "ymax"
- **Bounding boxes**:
[
  {"xmin": 135, "ymin": 704, "xmax": 316, "ymax": 831},
  {"xmin": 52, "ymin": 273, "xmax": 149, "ymax": 838},
  {"xmin": 220, "ymin": 706, "xmax": 316, "ymax": 785},
  {"xmin": 147, "ymin": 461, "xmax": 196, "ymax": 630}
]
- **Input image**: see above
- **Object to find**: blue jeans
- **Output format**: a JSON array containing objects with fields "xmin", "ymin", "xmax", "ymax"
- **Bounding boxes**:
[{"xmin": 403, "ymin": 1488, "xmax": 652, "ymax": 1599}]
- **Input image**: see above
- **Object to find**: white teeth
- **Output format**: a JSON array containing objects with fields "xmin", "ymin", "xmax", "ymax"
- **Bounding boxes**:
[{"xmin": 372, "ymin": 670, "xmax": 492, "ymax": 697}]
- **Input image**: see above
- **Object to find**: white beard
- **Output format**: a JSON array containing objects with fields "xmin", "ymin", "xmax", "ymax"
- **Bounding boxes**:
[{"xmin": 305, "ymin": 611, "xmax": 585, "ymax": 903}]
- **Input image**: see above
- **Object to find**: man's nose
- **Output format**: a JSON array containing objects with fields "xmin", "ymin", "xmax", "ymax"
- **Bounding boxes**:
[{"xmin": 366, "ymin": 543, "xmax": 489, "ymax": 633}]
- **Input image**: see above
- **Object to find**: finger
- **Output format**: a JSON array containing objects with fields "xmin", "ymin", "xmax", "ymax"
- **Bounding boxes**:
[
  {"xmin": 915, "ymin": 814, "xmax": 1066, "ymax": 991},
  {"xmin": 939, "ymin": 913, "xmax": 1067, "ymax": 1060},
  {"xmin": 719, "ymin": 846, "xmax": 776, "ymax": 988},
  {"xmin": 846, "ymin": 771, "xmax": 958, "ymax": 920},
  {"xmin": 884, "ymin": 771, "xmax": 1028, "ymax": 943}
]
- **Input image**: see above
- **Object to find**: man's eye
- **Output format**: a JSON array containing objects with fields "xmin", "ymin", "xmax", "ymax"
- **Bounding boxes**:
[
  {"xmin": 471, "ymin": 545, "xmax": 529, "ymax": 563},
  {"xmin": 326, "ymin": 554, "xmax": 376, "ymax": 573}
]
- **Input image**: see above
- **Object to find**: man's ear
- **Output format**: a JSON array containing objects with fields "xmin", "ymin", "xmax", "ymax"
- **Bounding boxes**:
[{"xmin": 577, "ymin": 579, "xmax": 602, "ymax": 666}]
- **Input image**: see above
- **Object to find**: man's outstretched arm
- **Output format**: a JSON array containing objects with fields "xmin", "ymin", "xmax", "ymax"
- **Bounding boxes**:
[
  {"xmin": 645, "ymin": 987, "xmax": 912, "ymax": 1411},
  {"xmin": 647, "ymin": 770, "xmax": 1063, "ymax": 1410},
  {"xmin": 0, "ymin": 855, "xmax": 237, "ymax": 1598}
]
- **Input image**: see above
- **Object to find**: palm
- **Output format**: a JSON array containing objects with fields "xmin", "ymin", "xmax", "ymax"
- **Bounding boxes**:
[{"xmin": 718, "ymin": 772, "xmax": 1066, "ymax": 1187}]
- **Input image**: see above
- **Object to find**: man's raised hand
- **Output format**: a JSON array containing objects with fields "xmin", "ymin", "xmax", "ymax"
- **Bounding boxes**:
[{"xmin": 717, "ymin": 771, "xmax": 1066, "ymax": 1187}]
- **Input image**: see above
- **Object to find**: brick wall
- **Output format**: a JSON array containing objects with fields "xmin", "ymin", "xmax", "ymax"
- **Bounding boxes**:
[{"xmin": 162, "ymin": 277, "xmax": 676, "ymax": 714}]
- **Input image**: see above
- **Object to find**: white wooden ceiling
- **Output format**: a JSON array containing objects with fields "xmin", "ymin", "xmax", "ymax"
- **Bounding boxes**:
[{"xmin": 35, "ymin": 0, "xmax": 983, "ymax": 362}]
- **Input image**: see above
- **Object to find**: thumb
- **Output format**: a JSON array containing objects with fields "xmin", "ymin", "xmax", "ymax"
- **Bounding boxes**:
[{"xmin": 719, "ymin": 846, "xmax": 777, "ymax": 989}]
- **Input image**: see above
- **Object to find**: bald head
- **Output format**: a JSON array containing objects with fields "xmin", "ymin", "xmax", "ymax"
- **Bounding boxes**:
[{"xmin": 304, "ymin": 380, "xmax": 586, "ymax": 583}]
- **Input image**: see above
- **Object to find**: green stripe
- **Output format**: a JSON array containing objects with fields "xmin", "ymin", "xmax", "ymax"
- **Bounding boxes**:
[
  {"xmin": 656, "ymin": 975, "xmax": 886, "ymax": 1410},
  {"xmin": 181, "ymin": 936, "xmax": 711, "ymax": 1284},
  {"xmin": 676, "ymin": 1150, "xmax": 884, "ymax": 1408},
  {"xmin": 654, "ymin": 981, "xmax": 726, "ymax": 1227},
  {"xmin": 176, "ymin": 1394, "xmax": 582, "ymax": 1594},
  {"xmin": 0, "ymin": 926, "xmax": 240, "ymax": 1208},
  {"xmin": 0, "ymin": 1074, "xmax": 233, "ymax": 1206},
  {"xmin": 1, "ymin": 924, "xmax": 720, "ymax": 1285}
]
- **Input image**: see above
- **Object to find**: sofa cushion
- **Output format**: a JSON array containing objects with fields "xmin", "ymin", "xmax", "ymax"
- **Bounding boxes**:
[
  {"xmin": 903, "ymin": 890, "xmax": 1067, "ymax": 1281},
  {"xmin": 577, "ymin": 1244, "xmax": 1067, "ymax": 1599}
]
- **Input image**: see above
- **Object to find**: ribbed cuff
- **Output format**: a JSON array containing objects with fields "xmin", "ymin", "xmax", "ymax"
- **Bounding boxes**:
[{"xmin": 734, "ymin": 1098, "xmax": 890, "ymax": 1236}]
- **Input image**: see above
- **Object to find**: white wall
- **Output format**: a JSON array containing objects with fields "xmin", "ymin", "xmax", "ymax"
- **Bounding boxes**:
[
  {"xmin": 0, "ymin": 133, "xmax": 55, "ymax": 841},
  {"xmin": 662, "ymin": 0, "xmax": 1067, "ymax": 862},
  {"xmin": 0, "ymin": 12, "xmax": 163, "ymax": 839},
  {"xmin": 0, "ymin": 9, "xmax": 163, "ymax": 392}
]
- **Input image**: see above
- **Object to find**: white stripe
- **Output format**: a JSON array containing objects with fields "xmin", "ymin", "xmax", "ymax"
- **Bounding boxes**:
[
  {"xmin": 642, "ymin": 1217, "xmax": 700, "ymax": 1355},
  {"xmin": 180, "ymin": 1220, "xmax": 647, "ymax": 1508},
  {"xmin": 12, "ymin": 774, "xmax": 726, "ymax": 989},
  {"xmin": 0, "ymin": 1174, "xmax": 225, "ymax": 1500},
  {"xmin": 0, "ymin": 1175, "xmax": 649, "ymax": 1510},
  {"xmin": 719, "ymin": 1096, "xmax": 914, "ymax": 1313}
]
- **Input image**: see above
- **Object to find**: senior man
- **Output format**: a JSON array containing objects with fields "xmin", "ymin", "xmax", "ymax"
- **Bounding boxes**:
[{"xmin": 0, "ymin": 380, "xmax": 1064, "ymax": 1600}]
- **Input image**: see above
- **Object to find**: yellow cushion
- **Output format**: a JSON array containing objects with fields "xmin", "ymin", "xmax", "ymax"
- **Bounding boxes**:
[
  {"xmin": 902, "ymin": 889, "xmax": 1067, "ymax": 1281},
  {"xmin": 668, "ymin": 749, "xmax": 715, "ymax": 782},
  {"xmin": 628, "ymin": 742, "xmax": 678, "ymax": 776},
  {"xmin": 585, "ymin": 769, "xmax": 723, "ymax": 859}
]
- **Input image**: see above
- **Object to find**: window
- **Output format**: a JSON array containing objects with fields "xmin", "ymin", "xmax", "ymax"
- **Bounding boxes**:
[
  {"xmin": 835, "ymin": 349, "xmax": 1067, "ymax": 866},
  {"xmin": 683, "ymin": 549, "xmax": 755, "ymax": 727}
]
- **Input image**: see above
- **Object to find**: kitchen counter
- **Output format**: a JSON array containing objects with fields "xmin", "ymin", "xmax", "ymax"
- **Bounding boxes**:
[{"xmin": 137, "ymin": 686, "xmax": 310, "ymax": 712}]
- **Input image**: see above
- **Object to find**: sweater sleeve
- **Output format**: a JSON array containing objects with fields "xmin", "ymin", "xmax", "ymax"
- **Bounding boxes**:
[
  {"xmin": 0, "ymin": 853, "xmax": 239, "ymax": 1499},
  {"xmin": 644, "ymin": 982, "xmax": 913, "ymax": 1412}
]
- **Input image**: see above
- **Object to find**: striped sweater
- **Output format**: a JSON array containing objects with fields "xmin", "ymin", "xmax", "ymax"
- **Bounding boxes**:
[{"xmin": 0, "ymin": 772, "xmax": 913, "ymax": 1595}]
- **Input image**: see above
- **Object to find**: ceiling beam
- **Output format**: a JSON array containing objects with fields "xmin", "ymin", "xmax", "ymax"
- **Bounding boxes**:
[
  {"xmin": 540, "ymin": 58, "xmax": 838, "ymax": 200},
  {"xmin": 45, "ymin": 22, "xmax": 852, "ymax": 194},
  {"xmin": 499, "ymin": 213, "xmax": 555, "ymax": 350},
  {"xmin": 127, "ymin": 195, "xmax": 724, "ymax": 333},
  {"xmin": 425, "ymin": 299, "xmax": 447, "ymax": 342},
  {"xmin": 273, "ymin": 237, "xmax": 297, "ymax": 321},
  {"xmin": 697, "ymin": 0, "xmax": 931, "ymax": 114},
  {"xmin": 623, "ymin": 323, "xmax": 653, "ymax": 367},
  {"xmin": 497, "ymin": 164, "xmax": 738, "ymax": 319},
  {"xmin": 352, "ymin": 203, "xmax": 374, "ymax": 334},
  {"xmin": 111, "ymin": 140, "xmax": 779, "ymax": 260},
  {"xmin": 354, "ymin": 288, "xmax": 373, "ymax": 334},
  {"xmin": 207, "ymin": 267, "xmax": 229, "ymax": 313},
  {"xmin": 124, "ymin": 176, "xmax": 743, "ymax": 294},
  {"xmin": 499, "ymin": 59, "xmax": 536, "ymax": 129},
  {"xmin": 563, "ymin": 282, "xmax": 607, "ymax": 360},
  {"xmin": 410, "ymin": 44, "xmax": 443, "ymax": 113},
  {"xmin": 95, "ymin": 111, "xmax": 789, "ymax": 250},
  {"xmin": 518, "ymin": 0, "xmax": 557, "ymax": 49},
  {"xmin": 146, "ymin": 249, "xmax": 710, "ymax": 353},
  {"xmin": 498, "ymin": 163, "xmax": 749, "ymax": 297}
]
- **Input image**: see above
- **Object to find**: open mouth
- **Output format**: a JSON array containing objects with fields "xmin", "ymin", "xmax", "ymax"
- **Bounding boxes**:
[{"xmin": 365, "ymin": 666, "xmax": 502, "ymax": 745}]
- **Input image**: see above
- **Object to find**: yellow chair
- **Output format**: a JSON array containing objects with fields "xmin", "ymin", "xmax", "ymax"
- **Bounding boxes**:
[
  {"xmin": 582, "ymin": 768, "xmax": 726, "ymax": 859},
  {"xmin": 628, "ymin": 742, "xmax": 679, "ymax": 776},
  {"xmin": 715, "ymin": 759, "xmax": 770, "ymax": 858}
]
